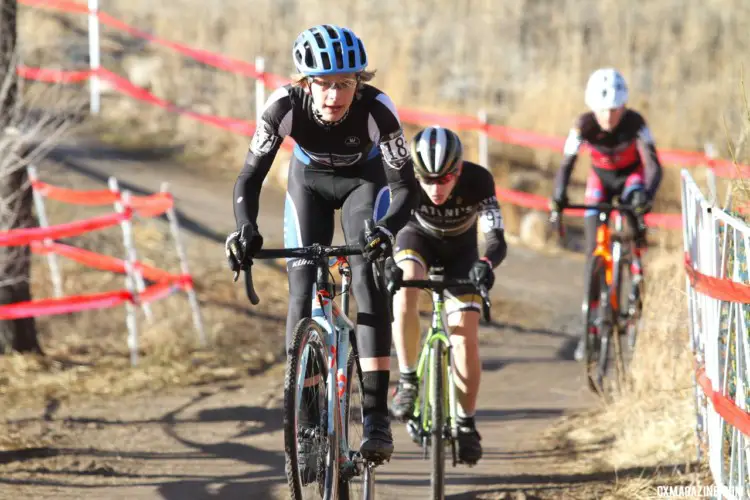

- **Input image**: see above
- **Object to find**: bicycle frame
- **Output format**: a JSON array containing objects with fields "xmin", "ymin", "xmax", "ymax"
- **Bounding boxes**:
[
  {"xmin": 239, "ymin": 237, "xmax": 380, "ymax": 499},
  {"xmin": 413, "ymin": 287, "xmax": 459, "ymax": 449},
  {"xmin": 295, "ymin": 256, "xmax": 360, "ymax": 490},
  {"xmin": 555, "ymin": 201, "xmax": 643, "ymax": 392},
  {"xmin": 593, "ymin": 213, "xmax": 617, "ymax": 309},
  {"xmin": 593, "ymin": 209, "xmax": 635, "ymax": 312}
]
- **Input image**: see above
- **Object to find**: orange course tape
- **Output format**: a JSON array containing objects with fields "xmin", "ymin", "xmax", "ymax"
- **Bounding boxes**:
[
  {"xmin": 31, "ymin": 241, "xmax": 178, "ymax": 283},
  {"xmin": 0, "ymin": 210, "xmax": 131, "ymax": 247},
  {"xmin": 684, "ymin": 254, "xmax": 750, "ymax": 304},
  {"xmin": 695, "ymin": 367, "xmax": 750, "ymax": 437},
  {"xmin": 17, "ymin": 0, "xmax": 750, "ymax": 178}
]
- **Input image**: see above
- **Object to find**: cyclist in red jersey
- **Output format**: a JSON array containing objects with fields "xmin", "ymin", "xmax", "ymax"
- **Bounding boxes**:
[{"xmin": 549, "ymin": 68, "xmax": 663, "ymax": 361}]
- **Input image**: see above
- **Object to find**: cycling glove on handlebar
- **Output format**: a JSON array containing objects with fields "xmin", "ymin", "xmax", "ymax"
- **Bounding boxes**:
[
  {"xmin": 360, "ymin": 225, "xmax": 395, "ymax": 263},
  {"xmin": 225, "ymin": 223, "xmax": 264, "ymax": 272},
  {"xmin": 468, "ymin": 259, "xmax": 495, "ymax": 290}
]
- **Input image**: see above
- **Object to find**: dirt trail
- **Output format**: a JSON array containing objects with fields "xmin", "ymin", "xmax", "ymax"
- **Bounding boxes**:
[{"xmin": 1, "ymin": 141, "xmax": 597, "ymax": 499}]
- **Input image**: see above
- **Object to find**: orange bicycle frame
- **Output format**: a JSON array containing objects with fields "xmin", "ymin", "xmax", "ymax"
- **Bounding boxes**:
[{"xmin": 592, "ymin": 220, "xmax": 618, "ymax": 308}]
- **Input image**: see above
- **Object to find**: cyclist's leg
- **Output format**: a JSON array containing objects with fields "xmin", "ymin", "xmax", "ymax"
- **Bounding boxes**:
[
  {"xmin": 285, "ymin": 159, "xmax": 336, "ymax": 349},
  {"xmin": 391, "ymin": 225, "xmax": 434, "ymax": 420},
  {"xmin": 445, "ymin": 309, "xmax": 481, "ymax": 413},
  {"xmin": 339, "ymin": 159, "xmax": 394, "ymax": 460},
  {"xmin": 582, "ymin": 170, "xmax": 606, "ymax": 298},
  {"xmin": 577, "ymin": 170, "xmax": 608, "ymax": 360},
  {"xmin": 621, "ymin": 167, "xmax": 648, "ymax": 261},
  {"xmin": 285, "ymin": 159, "xmax": 336, "ymax": 432},
  {"xmin": 442, "ymin": 237, "xmax": 481, "ymax": 418},
  {"xmin": 444, "ymin": 239, "xmax": 483, "ymax": 464}
]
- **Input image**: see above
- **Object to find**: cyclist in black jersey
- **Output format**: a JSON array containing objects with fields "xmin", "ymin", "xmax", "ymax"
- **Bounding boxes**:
[
  {"xmin": 225, "ymin": 24, "xmax": 418, "ymax": 464},
  {"xmin": 549, "ymin": 68, "xmax": 663, "ymax": 362},
  {"xmin": 389, "ymin": 126, "xmax": 507, "ymax": 465}
]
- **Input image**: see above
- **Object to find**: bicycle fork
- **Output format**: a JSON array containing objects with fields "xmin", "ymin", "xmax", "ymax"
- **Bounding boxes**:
[
  {"xmin": 412, "ymin": 293, "xmax": 459, "ymax": 462},
  {"xmin": 308, "ymin": 265, "xmax": 362, "ymax": 495}
]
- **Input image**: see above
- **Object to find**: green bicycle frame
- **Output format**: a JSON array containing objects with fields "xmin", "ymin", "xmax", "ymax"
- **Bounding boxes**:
[{"xmin": 412, "ymin": 289, "xmax": 459, "ymax": 445}]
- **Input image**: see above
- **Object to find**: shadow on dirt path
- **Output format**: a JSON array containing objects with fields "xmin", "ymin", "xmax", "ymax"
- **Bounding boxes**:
[{"xmin": 0, "ymin": 140, "xmax": 613, "ymax": 499}]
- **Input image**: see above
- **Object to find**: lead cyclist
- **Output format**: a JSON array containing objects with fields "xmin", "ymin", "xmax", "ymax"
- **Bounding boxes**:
[{"xmin": 225, "ymin": 24, "xmax": 419, "ymax": 468}]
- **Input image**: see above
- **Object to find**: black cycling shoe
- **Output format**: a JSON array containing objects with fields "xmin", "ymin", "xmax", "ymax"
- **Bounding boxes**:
[
  {"xmin": 391, "ymin": 380, "xmax": 418, "ymax": 422},
  {"xmin": 297, "ymin": 425, "xmax": 321, "ymax": 486},
  {"xmin": 457, "ymin": 425, "xmax": 482, "ymax": 465},
  {"xmin": 360, "ymin": 412, "xmax": 394, "ymax": 463}
]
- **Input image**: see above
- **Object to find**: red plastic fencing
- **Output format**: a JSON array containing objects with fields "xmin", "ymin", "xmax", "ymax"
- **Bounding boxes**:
[
  {"xmin": 18, "ymin": 0, "xmax": 734, "ymax": 231},
  {"xmin": 0, "ymin": 180, "xmax": 191, "ymax": 319},
  {"xmin": 0, "ymin": 173, "xmax": 205, "ymax": 365}
]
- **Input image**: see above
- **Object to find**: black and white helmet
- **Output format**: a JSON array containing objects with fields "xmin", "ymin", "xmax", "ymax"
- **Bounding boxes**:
[{"xmin": 410, "ymin": 126, "xmax": 463, "ymax": 179}]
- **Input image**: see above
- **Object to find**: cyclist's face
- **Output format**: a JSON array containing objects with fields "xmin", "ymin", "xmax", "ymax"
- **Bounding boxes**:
[
  {"xmin": 418, "ymin": 170, "xmax": 459, "ymax": 205},
  {"xmin": 594, "ymin": 106, "xmax": 625, "ymax": 131},
  {"xmin": 307, "ymin": 73, "xmax": 358, "ymax": 122}
]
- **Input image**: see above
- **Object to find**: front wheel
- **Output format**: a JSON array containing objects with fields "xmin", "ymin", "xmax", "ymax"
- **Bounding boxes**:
[
  {"xmin": 583, "ymin": 256, "xmax": 612, "ymax": 395},
  {"xmin": 430, "ymin": 341, "xmax": 446, "ymax": 500},
  {"xmin": 626, "ymin": 271, "xmax": 644, "ymax": 353},
  {"xmin": 284, "ymin": 318, "xmax": 336, "ymax": 500},
  {"xmin": 340, "ymin": 351, "xmax": 375, "ymax": 500},
  {"xmin": 612, "ymin": 255, "xmax": 640, "ymax": 389}
]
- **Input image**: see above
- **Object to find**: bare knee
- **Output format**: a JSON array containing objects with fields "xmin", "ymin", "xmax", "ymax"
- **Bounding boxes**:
[
  {"xmin": 393, "ymin": 259, "xmax": 425, "ymax": 310},
  {"xmin": 449, "ymin": 311, "xmax": 480, "ymax": 345}
]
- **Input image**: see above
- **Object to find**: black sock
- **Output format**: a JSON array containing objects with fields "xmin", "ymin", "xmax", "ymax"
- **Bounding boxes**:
[
  {"xmin": 457, "ymin": 415, "xmax": 475, "ymax": 429},
  {"xmin": 362, "ymin": 370, "xmax": 390, "ymax": 416},
  {"xmin": 400, "ymin": 370, "xmax": 418, "ymax": 386}
]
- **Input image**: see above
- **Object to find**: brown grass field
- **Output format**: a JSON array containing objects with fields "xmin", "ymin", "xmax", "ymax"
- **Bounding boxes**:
[
  {"xmin": 18, "ymin": 0, "xmax": 750, "ymax": 186},
  {"xmin": 6, "ymin": 0, "xmax": 750, "ymax": 493}
]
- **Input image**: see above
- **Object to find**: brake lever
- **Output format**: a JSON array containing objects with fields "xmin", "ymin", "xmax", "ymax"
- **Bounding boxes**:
[{"xmin": 478, "ymin": 285, "xmax": 492, "ymax": 324}]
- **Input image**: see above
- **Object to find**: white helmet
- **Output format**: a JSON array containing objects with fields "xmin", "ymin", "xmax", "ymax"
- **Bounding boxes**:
[{"xmin": 584, "ymin": 68, "xmax": 628, "ymax": 111}]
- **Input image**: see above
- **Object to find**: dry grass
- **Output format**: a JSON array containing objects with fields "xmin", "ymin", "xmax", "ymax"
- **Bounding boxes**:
[
  {"xmin": 0, "ymin": 186, "xmax": 290, "ymax": 411},
  {"xmin": 537, "ymin": 79, "xmax": 750, "ymax": 491},
  {"xmin": 5, "ymin": 1, "xmax": 744, "ymax": 489},
  {"xmin": 15, "ymin": 0, "xmax": 750, "ymax": 212},
  {"xmin": 543, "ymin": 248, "xmax": 700, "ymax": 492},
  {"xmin": 722, "ymin": 74, "xmax": 750, "ymax": 220}
]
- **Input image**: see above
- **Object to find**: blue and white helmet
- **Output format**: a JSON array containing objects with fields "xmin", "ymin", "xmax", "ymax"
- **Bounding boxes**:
[
  {"xmin": 584, "ymin": 68, "xmax": 629, "ymax": 111},
  {"xmin": 292, "ymin": 25, "xmax": 368, "ymax": 76}
]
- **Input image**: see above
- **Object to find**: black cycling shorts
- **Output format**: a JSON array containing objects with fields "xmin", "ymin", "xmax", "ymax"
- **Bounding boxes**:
[
  {"xmin": 282, "ymin": 154, "xmax": 393, "ymax": 359},
  {"xmin": 393, "ymin": 223, "xmax": 480, "ymax": 315}
]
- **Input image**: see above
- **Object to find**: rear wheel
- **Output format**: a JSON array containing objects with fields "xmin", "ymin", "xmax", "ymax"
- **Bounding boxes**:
[{"xmin": 284, "ymin": 318, "xmax": 336, "ymax": 500}]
